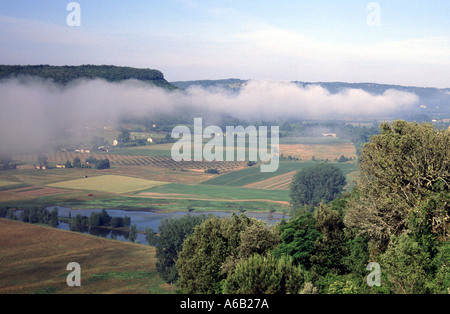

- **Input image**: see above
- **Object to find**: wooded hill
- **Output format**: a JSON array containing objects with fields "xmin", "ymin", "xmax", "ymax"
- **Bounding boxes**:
[{"xmin": 0, "ymin": 64, "xmax": 178, "ymax": 90}]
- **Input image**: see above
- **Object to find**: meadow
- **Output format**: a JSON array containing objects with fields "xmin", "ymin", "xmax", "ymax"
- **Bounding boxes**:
[
  {"xmin": 0, "ymin": 219, "xmax": 174, "ymax": 294},
  {"xmin": 47, "ymin": 175, "xmax": 169, "ymax": 194},
  {"xmin": 201, "ymin": 161, "xmax": 357, "ymax": 188}
]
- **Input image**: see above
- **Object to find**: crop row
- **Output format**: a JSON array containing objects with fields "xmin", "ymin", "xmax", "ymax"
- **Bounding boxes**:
[{"xmin": 17, "ymin": 152, "xmax": 247, "ymax": 172}]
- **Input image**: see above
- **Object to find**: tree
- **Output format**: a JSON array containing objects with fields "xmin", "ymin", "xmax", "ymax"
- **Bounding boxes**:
[
  {"xmin": 109, "ymin": 216, "xmax": 124, "ymax": 228},
  {"xmin": 128, "ymin": 224, "xmax": 137, "ymax": 243},
  {"xmin": 65, "ymin": 160, "xmax": 72, "ymax": 168},
  {"xmin": 154, "ymin": 215, "xmax": 207, "ymax": 284},
  {"xmin": 176, "ymin": 214, "xmax": 256, "ymax": 294},
  {"xmin": 96, "ymin": 158, "xmax": 110, "ymax": 170},
  {"xmin": 310, "ymin": 204, "xmax": 347, "ymax": 276},
  {"xmin": 49, "ymin": 207, "xmax": 59, "ymax": 228},
  {"xmin": 428, "ymin": 241, "xmax": 450, "ymax": 294},
  {"xmin": 123, "ymin": 215, "xmax": 131, "ymax": 227},
  {"xmin": 223, "ymin": 254, "xmax": 305, "ymax": 294},
  {"xmin": 37, "ymin": 154, "xmax": 48, "ymax": 169},
  {"xmin": 221, "ymin": 220, "xmax": 281, "ymax": 276},
  {"xmin": 271, "ymin": 211, "xmax": 320, "ymax": 270},
  {"xmin": 118, "ymin": 130, "xmax": 131, "ymax": 144},
  {"xmin": 344, "ymin": 120, "xmax": 450, "ymax": 248},
  {"xmin": 379, "ymin": 234, "xmax": 430, "ymax": 294},
  {"xmin": 289, "ymin": 163, "xmax": 346, "ymax": 208},
  {"xmin": 73, "ymin": 157, "xmax": 81, "ymax": 168}
]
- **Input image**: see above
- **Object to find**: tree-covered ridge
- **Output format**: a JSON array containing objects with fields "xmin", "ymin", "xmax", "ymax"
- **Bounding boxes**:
[{"xmin": 0, "ymin": 64, "xmax": 177, "ymax": 90}]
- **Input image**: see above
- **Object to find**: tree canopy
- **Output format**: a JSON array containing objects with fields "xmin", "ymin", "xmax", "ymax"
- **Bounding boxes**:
[
  {"xmin": 344, "ymin": 120, "xmax": 450, "ymax": 248},
  {"xmin": 0, "ymin": 64, "xmax": 177, "ymax": 90},
  {"xmin": 289, "ymin": 163, "xmax": 346, "ymax": 208}
]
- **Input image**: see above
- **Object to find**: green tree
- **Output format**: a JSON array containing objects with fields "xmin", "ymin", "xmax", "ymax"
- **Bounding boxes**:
[
  {"xmin": 310, "ymin": 204, "xmax": 347, "ymax": 276},
  {"xmin": 176, "ymin": 214, "xmax": 255, "ymax": 294},
  {"xmin": 146, "ymin": 227, "xmax": 158, "ymax": 246},
  {"xmin": 223, "ymin": 254, "xmax": 305, "ymax": 294},
  {"xmin": 128, "ymin": 224, "xmax": 137, "ymax": 243},
  {"xmin": 289, "ymin": 163, "xmax": 346, "ymax": 208},
  {"xmin": 154, "ymin": 215, "xmax": 207, "ymax": 284},
  {"xmin": 379, "ymin": 234, "xmax": 430, "ymax": 294},
  {"xmin": 428, "ymin": 241, "xmax": 450, "ymax": 294},
  {"xmin": 89, "ymin": 212, "xmax": 101, "ymax": 226},
  {"xmin": 222, "ymin": 220, "xmax": 281, "ymax": 275},
  {"xmin": 64, "ymin": 160, "xmax": 72, "ymax": 168},
  {"xmin": 49, "ymin": 207, "xmax": 59, "ymax": 228},
  {"xmin": 73, "ymin": 157, "xmax": 81, "ymax": 168},
  {"xmin": 344, "ymin": 120, "xmax": 450, "ymax": 248},
  {"xmin": 96, "ymin": 159, "xmax": 110, "ymax": 170},
  {"xmin": 118, "ymin": 131, "xmax": 131, "ymax": 144},
  {"xmin": 271, "ymin": 211, "xmax": 320, "ymax": 270}
]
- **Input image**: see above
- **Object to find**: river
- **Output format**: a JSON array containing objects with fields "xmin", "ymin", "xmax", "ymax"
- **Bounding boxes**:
[{"xmin": 42, "ymin": 207, "xmax": 288, "ymax": 245}]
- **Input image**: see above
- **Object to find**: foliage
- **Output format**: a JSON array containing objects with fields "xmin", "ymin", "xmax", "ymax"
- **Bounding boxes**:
[
  {"xmin": 344, "ymin": 120, "xmax": 450, "ymax": 248},
  {"xmin": 223, "ymin": 254, "xmax": 305, "ymax": 294},
  {"xmin": 152, "ymin": 215, "xmax": 207, "ymax": 284},
  {"xmin": 176, "ymin": 214, "xmax": 260, "ymax": 294},
  {"xmin": 428, "ymin": 241, "xmax": 450, "ymax": 294},
  {"xmin": 310, "ymin": 204, "xmax": 347, "ymax": 276},
  {"xmin": 19, "ymin": 207, "xmax": 59, "ymax": 228},
  {"xmin": 128, "ymin": 225, "xmax": 137, "ymax": 243},
  {"xmin": 0, "ymin": 64, "xmax": 177, "ymax": 89},
  {"xmin": 221, "ymin": 220, "xmax": 281, "ymax": 276},
  {"xmin": 205, "ymin": 168, "xmax": 219, "ymax": 174},
  {"xmin": 271, "ymin": 211, "xmax": 320, "ymax": 269},
  {"xmin": 289, "ymin": 163, "xmax": 346, "ymax": 208},
  {"xmin": 0, "ymin": 155, "xmax": 17, "ymax": 170},
  {"xmin": 379, "ymin": 234, "xmax": 430, "ymax": 294}
]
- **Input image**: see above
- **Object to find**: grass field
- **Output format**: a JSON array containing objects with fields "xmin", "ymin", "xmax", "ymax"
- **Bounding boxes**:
[
  {"xmin": 0, "ymin": 180, "xmax": 19, "ymax": 188},
  {"xmin": 140, "ymin": 183, "xmax": 289, "ymax": 202},
  {"xmin": 201, "ymin": 161, "xmax": 358, "ymax": 188},
  {"xmin": 0, "ymin": 219, "xmax": 174, "ymax": 294},
  {"xmin": 47, "ymin": 175, "xmax": 169, "ymax": 194}
]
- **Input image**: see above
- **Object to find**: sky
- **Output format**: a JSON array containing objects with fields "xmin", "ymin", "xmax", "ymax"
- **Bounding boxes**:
[{"xmin": 1, "ymin": 0, "xmax": 450, "ymax": 87}]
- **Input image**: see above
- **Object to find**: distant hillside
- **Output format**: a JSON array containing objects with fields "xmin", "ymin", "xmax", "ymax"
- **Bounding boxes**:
[
  {"xmin": 0, "ymin": 65, "xmax": 178, "ymax": 90},
  {"xmin": 171, "ymin": 79, "xmax": 450, "ymax": 118}
]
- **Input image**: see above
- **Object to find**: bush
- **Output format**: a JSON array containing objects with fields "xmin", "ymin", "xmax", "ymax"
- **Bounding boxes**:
[{"xmin": 223, "ymin": 254, "xmax": 305, "ymax": 294}]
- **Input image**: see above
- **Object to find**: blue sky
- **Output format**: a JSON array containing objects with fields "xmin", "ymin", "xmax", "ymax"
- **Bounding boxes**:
[{"xmin": 1, "ymin": 0, "xmax": 450, "ymax": 87}]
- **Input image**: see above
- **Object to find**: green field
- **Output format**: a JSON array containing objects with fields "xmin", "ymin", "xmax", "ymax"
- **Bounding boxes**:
[
  {"xmin": 47, "ymin": 175, "xmax": 169, "ymax": 194},
  {"xmin": 144, "ymin": 183, "xmax": 289, "ymax": 202},
  {"xmin": 201, "ymin": 161, "xmax": 358, "ymax": 187}
]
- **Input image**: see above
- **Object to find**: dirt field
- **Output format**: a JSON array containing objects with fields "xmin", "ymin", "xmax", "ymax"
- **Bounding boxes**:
[
  {"xmin": 243, "ymin": 171, "xmax": 296, "ymax": 190},
  {"xmin": 0, "ymin": 219, "xmax": 174, "ymax": 294},
  {"xmin": 0, "ymin": 186, "xmax": 78, "ymax": 202},
  {"xmin": 279, "ymin": 143, "xmax": 356, "ymax": 161}
]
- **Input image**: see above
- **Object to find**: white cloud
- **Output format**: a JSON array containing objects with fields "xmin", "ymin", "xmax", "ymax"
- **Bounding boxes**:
[{"xmin": 0, "ymin": 77, "xmax": 419, "ymax": 154}]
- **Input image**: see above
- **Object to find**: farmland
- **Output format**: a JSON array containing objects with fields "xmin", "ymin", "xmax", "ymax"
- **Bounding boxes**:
[
  {"xmin": 1, "ymin": 137, "xmax": 359, "ymax": 213},
  {"xmin": 201, "ymin": 162, "xmax": 357, "ymax": 189},
  {"xmin": 47, "ymin": 175, "xmax": 169, "ymax": 194}
]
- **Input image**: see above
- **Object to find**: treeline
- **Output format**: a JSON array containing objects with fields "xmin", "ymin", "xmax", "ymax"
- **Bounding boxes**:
[
  {"xmin": 70, "ymin": 209, "xmax": 131, "ymax": 231},
  {"xmin": 0, "ymin": 206, "xmax": 59, "ymax": 228},
  {"xmin": 147, "ymin": 120, "xmax": 449, "ymax": 294},
  {"xmin": 65, "ymin": 156, "xmax": 110, "ymax": 170},
  {"xmin": 0, "ymin": 65, "xmax": 177, "ymax": 90}
]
